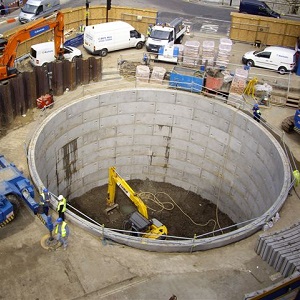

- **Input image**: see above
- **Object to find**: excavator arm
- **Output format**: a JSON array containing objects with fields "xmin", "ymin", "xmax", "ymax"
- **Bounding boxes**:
[
  {"xmin": 53, "ymin": 12, "xmax": 64, "ymax": 60},
  {"xmin": 105, "ymin": 166, "xmax": 168, "ymax": 239},
  {"xmin": 106, "ymin": 166, "xmax": 149, "ymax": 218},
  {"xmin": 0, "ymin": 12, "xmax": 64, "ymax": 81}
]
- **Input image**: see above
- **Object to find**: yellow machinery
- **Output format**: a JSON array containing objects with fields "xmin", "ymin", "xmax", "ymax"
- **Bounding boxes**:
[{"xmin": 106, "ymin": 167, "xmax": 168, "ymax": 239}]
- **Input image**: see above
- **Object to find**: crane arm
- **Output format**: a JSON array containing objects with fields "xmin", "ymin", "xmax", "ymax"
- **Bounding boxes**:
[
  {"xmin": 0, "ymin": 12, "xmax": 64, "ymax": 80},
  {"xmin": 106, "ymin": 167, "xmax": 149, "ymax": 219}
]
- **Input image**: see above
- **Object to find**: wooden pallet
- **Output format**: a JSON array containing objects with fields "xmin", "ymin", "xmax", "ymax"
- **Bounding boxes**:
[{"xmin": 286, "ymin": 93, "xmax": 300, "ymax": 108}]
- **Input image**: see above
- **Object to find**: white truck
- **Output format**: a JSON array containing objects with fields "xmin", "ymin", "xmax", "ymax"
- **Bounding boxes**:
[
  {"xmin": 30, "ymin": 41, "xmax": 82, "ymax": 66},
  {"xmin": 83, "ymin": 21, "xmax": 145, "ymax": 57},
  {"xmin": 145, "ymin": 18, "xmax": 186, "ymax": 53}
]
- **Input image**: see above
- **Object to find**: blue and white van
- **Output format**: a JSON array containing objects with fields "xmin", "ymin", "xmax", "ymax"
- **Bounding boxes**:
[
  {"xmin": 242, "ymin": 46, "xmax": 296, "ymax": 74},
  {"xmin": 30, "ymin": 42, "xmax": 82, "ymax": 66}
]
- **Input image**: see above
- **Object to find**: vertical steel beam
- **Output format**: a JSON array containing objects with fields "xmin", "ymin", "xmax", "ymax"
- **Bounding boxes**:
[{"xmin": 52, "ymin": 61, "xmax": 64, "ymax": 96}]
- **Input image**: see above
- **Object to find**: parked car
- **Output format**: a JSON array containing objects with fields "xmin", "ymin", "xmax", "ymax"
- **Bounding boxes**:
[
  {"xmin": 239, "ymin": 0, "xmax": 280, "ymax": 18},
  {"xmin": 242, "ymin": 46, "xmax": 296, "ymax": 74}
]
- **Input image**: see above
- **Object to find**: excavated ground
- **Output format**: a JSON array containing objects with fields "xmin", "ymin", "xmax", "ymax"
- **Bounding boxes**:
[
  {"xmin": 70, "ymin": 179, "xmax": 236, "ymax": 238},
  {"xmin": 14, "ymin": 46, "xmax": 239, "ymax": 239}
]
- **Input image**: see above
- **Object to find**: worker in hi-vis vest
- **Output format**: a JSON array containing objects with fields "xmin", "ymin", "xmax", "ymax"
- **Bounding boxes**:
[
  {"xmin": 55, "ymin": 218, "xmax": 69, "ymax": 250},
  {"xmin": 252, "ymin": 103, "xmax": 261, "ymax": 123},
  {"xmin": 147, "ymin": 24, "xmax": 152, "ymax": 37},
  {"xmin": 57, "ymin": 195, "xmax": 67, "ymax": 220}
]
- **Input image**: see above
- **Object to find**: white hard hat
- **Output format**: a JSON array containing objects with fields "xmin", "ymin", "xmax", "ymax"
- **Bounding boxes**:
[{"xmin": 58, "ymin": 195, "xmax": 64, "ymax": 200}]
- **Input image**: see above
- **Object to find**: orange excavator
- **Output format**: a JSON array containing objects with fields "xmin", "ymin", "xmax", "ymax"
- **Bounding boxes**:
[{"xmin": 0, "ymin": 12, "xmax": 64, "ymax": 81}]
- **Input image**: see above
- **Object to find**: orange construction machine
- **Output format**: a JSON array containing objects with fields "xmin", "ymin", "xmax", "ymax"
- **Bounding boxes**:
[{"xmin": 0, "ymin": 12, "xmax": 64, "ymax": 81}]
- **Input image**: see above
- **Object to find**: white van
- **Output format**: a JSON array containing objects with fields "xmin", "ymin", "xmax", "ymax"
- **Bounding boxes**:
[
  {"xmin": 242, "ymin": 46, "xmax": 296, "ymax": 74},
  {"xmin": 83, "ymin": 21, "xmax": 145, "ymax": 57},
  {"xmin": 19, "ymin": 0, "xmax": 60, "ymax": 24},
  {"xmin": 30, "ymin": 42, "xmax": 82, "ymax": 66}
]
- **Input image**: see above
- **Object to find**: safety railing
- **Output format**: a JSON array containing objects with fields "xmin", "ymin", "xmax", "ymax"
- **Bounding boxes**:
[{"xmin": 66, "ymin": 199, "xmax": 263, "ymax": 241}]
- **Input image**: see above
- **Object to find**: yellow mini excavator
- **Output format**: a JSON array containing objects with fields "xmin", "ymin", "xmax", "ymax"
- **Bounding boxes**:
[{"xmin": 105, "ymin": 167, "xmax": 167, "ymax": 239}]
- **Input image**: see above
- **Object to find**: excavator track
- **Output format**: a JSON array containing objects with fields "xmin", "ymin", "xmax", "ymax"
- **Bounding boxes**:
[{"xmin": 281, "ymin": 115, "xmax": 294, "ymax": 133}]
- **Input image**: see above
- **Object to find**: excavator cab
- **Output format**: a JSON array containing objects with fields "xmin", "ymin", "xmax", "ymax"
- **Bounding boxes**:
[
  {"xmin": 128, "ymin": 211, "xmax": 152, "ymax": 235},
  {"xmin": 7, "ymin": 67, "xmax": 18, "ymax": 77},
  {"xmin": 0, "ymin": 38, "xmax": 7, "ymax": 54},
  {"xmin": 127, "ymin": 211, "xmax": 167, "ymax": 239}
]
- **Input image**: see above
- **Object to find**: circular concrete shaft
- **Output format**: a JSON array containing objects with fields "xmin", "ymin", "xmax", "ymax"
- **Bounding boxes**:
[{"xmin": 28, "ymin": 88, "xmax": 291, "ymax": 252}]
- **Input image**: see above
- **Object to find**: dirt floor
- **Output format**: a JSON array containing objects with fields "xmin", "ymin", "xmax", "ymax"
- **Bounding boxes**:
[{"xmin": 70, "ymin": 179, "xmax": 236, "ymax": 238}]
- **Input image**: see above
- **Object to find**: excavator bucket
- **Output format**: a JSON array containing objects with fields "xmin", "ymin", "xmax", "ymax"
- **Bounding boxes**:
[{"xmin": 104, "ymin": 203, "xmax": 119, "ymax": 214}]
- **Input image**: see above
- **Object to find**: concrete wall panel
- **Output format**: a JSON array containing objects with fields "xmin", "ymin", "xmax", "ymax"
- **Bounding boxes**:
[
  {"xmin": 99, "ymin": 127, "xmax": 117, "ymax": 139},
  {"xmin": 190, "ymin": 131, "xmax": 209, "ymax": 147},
  {"xmin": 82, "ymin": 127, "xmax": 100, "ymax": 143},
  {"xmin": 153, "ymin": 114, "xmax": 174, "ymax": 127},
  {"xmin": 191, "ymin": 119, "xmax": 210, "ymax": 136},
  {"xmin": 133, "ymin": 124, "xmax": 153, "ymax": 135},
  {"xmin": 28, "ymin": 88, "xmax": 291, "ymax": 252}
]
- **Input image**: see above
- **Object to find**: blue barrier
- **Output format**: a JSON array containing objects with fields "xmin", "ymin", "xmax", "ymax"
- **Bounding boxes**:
[
  {"xmin": 296, "ymin": 53, "xmax": 300, "ymax": 76},
  {"xmin": 64, "ymin": 34, "xmax": 84, "ymax": 48},
  {"xmin": 169, "ymin": 67, "xmax": 204, "ymax": 93}
]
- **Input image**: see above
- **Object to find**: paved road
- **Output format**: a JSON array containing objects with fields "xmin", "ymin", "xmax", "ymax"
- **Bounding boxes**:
[{"xmin": 0, "ymin": 0, "xmax": 235, "ymax": 35}]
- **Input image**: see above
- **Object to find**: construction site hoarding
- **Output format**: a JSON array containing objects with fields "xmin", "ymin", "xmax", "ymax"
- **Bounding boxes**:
[{"xmin": 230, "ymin": 12, "xmax": 300, "ymax": 48}]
